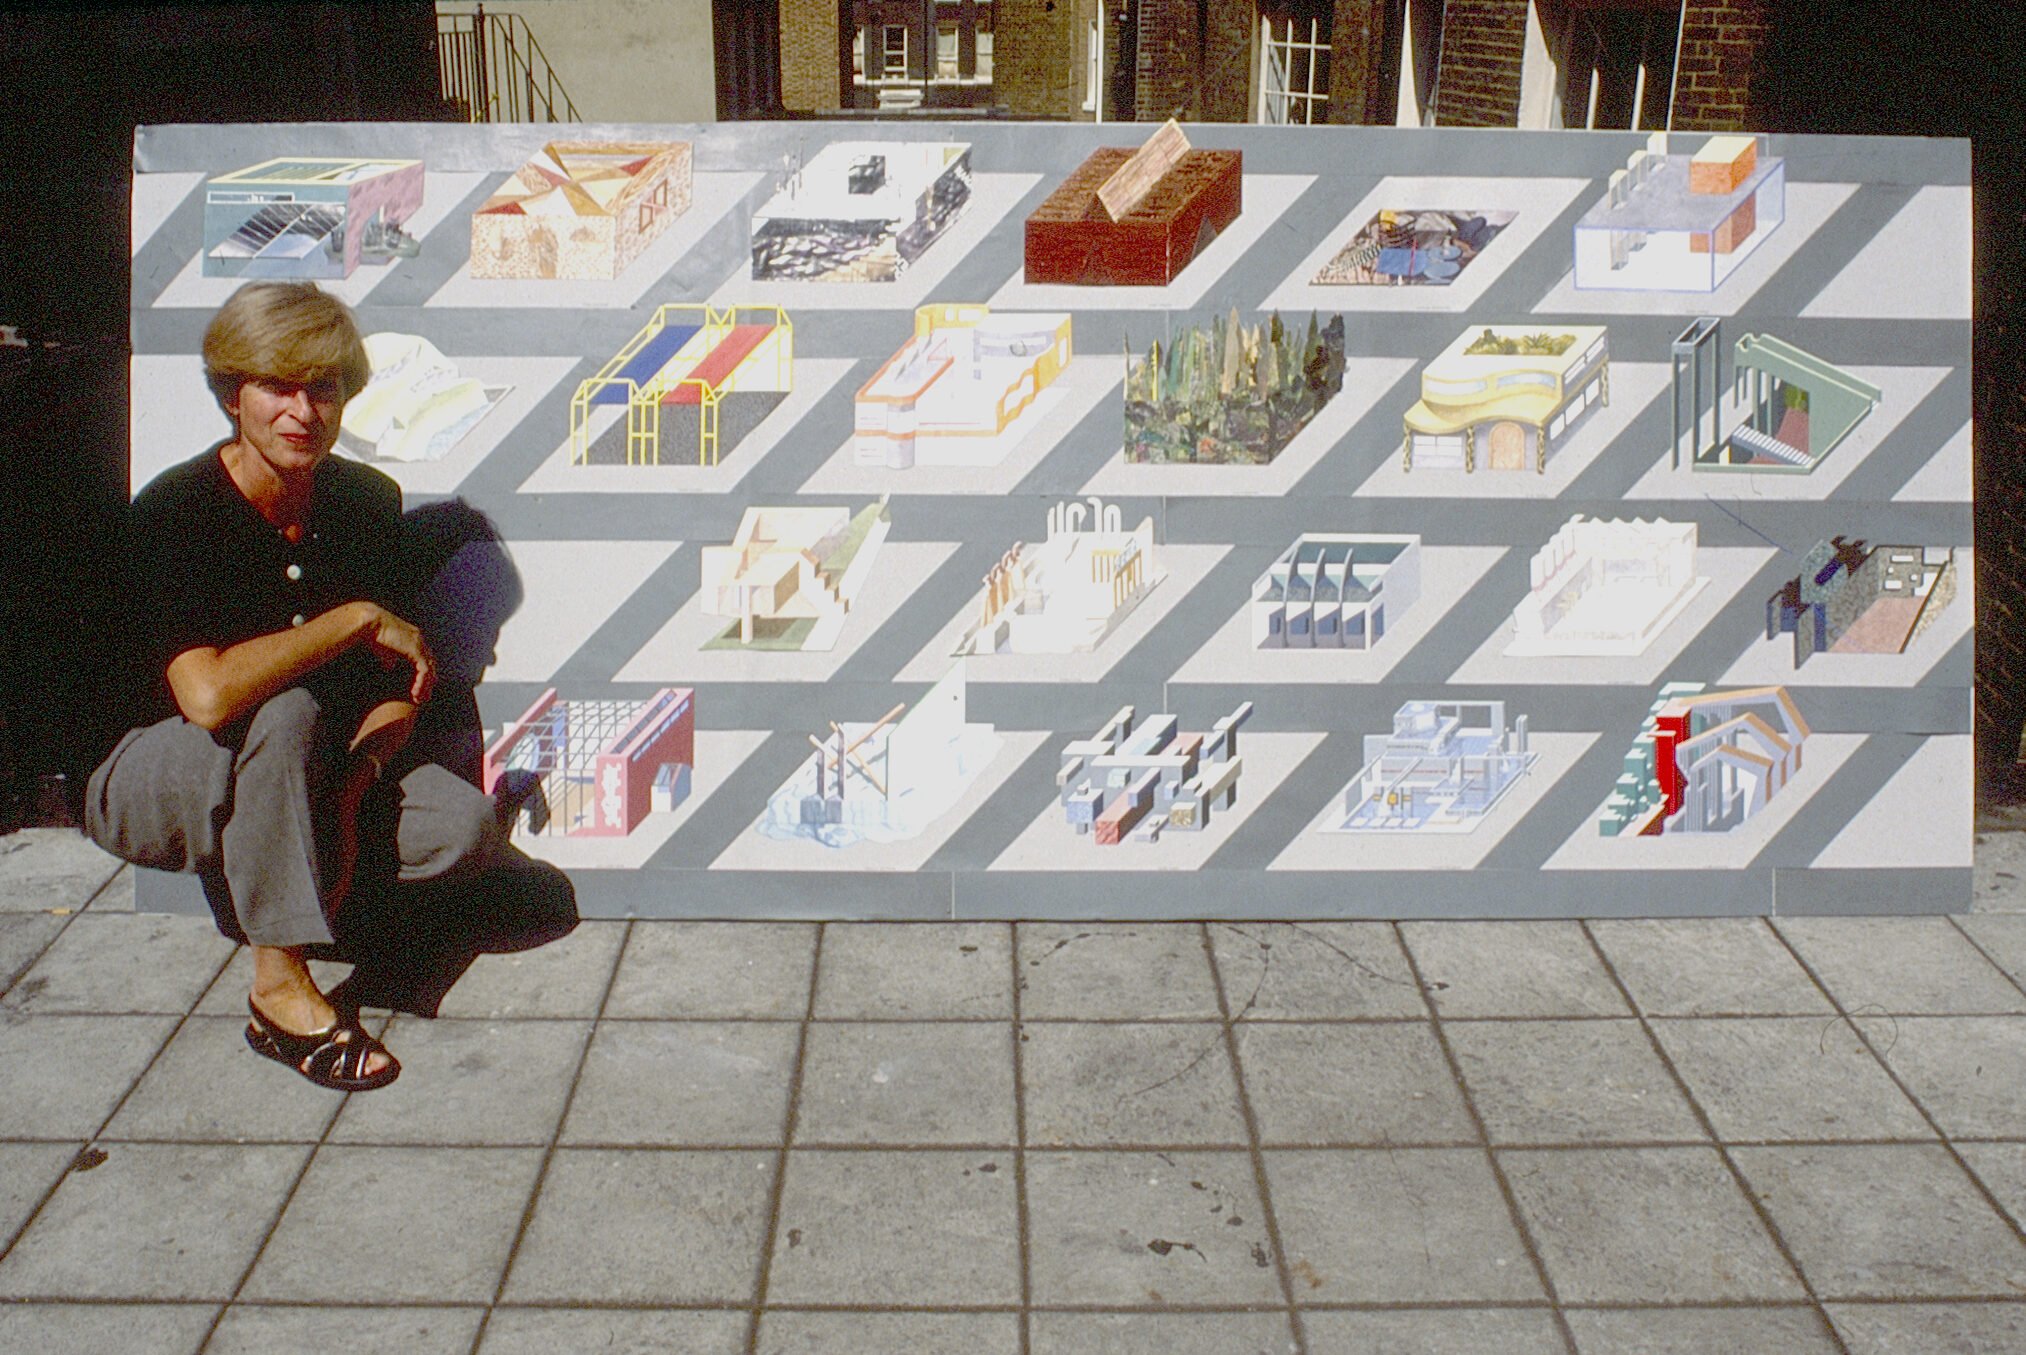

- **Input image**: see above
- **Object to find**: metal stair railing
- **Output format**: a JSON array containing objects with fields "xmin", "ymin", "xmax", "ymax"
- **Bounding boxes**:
[{"xmin": 437, "ymin": 4, "xmax": 582, "ymax": 123}]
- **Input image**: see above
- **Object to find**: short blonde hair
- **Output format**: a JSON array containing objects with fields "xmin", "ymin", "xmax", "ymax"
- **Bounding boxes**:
[{"xmin": 201, "ymin": 281, "xmax": 370, "ymax": 412}]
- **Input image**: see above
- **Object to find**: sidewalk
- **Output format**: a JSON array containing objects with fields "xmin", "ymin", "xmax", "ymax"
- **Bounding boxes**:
[{"xmin": 2, "ymin": 827, "xmax": 2024, "ymax": 1354}]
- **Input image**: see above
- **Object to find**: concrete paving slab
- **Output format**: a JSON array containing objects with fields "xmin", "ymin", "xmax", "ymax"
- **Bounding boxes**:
[
  {"xmin": 1207, "ymin": 922, "xmax": 1427, "ymax": 1020},
  {"xmin": 757, "ymin": 1310, "xmax": 1022, "ymax": 1355},
  {"xmin": 1446, "ymin": 1019, "xmax": 1706, "ymax": 1145},
  {"xmin": 101, "ymin": 1015, "xmax": 344, "ymax": 1143},
  {"xmin": 1774, "ymin": 918, "xmax": 2026, "ymax": 1015},
  {"xmin": 0, "ymin": 831, "xmax": 124, "ymax": 914},
  {"xmin": 0, "ymin": 1141, "xmax": 307, "ymax": 1299},
  {"xmin": 1021, "ymin": 1023, "xmax": 1246, "ymax": 1147},
  {"xmin": 1827, "ymin": 1302, "xmax": 2026, "ymax": 1355},
  {"xmin": 0, "ymin": 1142, "xmax": 81, "ymax": 1247},
  {"xmin": 1267, "ymin": 1148, "xmax": 1542, "ymax": 1304},
  {"xmin": 1233, "ymin": 1021, "xmax": 1475, "ymax": 1146},
  {"xmin": 1016, "ymin": 923, "xmax": 1222, "ymax": 1020},
  {"xmin": 81, "ymin": 865, "xmax": 133, "ymax": 911},
  {"xmin": 1563, "ymin": 1305, "xmax": 1840, "ymax": 1354},
  {"xmin": 1974, "ymin": 832, "xmax": 2026, "ymax": 912},
  {"xmin": 0, "ymin": 1013, "xmax": 179, "ymax": 1138},
  {"xmin": 1299, "ymin": 1308, "xmax": 1564, "ymax": 1354},
  {"xmin": 431, "ymin": 921, "xmax": 627, "ymax": 1019},
  {"xmin": 0, "ymin": 913, "xmax": 231, "ymax": 1015},
  {"xmin": 1869, "ymin": 1016, "xmax": 2026, "ymax": 1139},
  {"xmin": 604, "ymin": 922, "xmax": 816, "ymax": 1019},
  {"xmin": 765, "ymin": 1149, "xmax": 1021, "ymax": 1305},
  {"xmin": 1649, "ymin": 1016, "xmax": 1931, "ymax": 1142},
  {"xmin": 1956, "ymin": 914, "xmax": 2026, "ymax": 989},
  {"xmin": 1588, "ymin": 918, "xmax": 1835, "ymax": 1016},
  {"xmin": 1025, "ymin": 1149, "xmax": 1280, "ymax": 1306},
  {"xmin": 1731, "ymin": 1144, "xmax": 2026, "ymax": 1298},
  {"xmin": 1030, "ymin": 1310, "xmax": 1296, "ymax": 1355},
  {"xmin": 559, "ymin": 1020, "xmax": 797, "ymax": 1146},
  {"xmin": 1499, "ymin": 1147, "xmax": 1805, "ymax": 1303},
  {"xmin": 794, "ymin": 1021, "xmax": 1016, "ymax": 1145},
  {"xmin": 1957, "ymin": 1143, "xmax": 2026, "ymax": 1232},
  {"xmin": 478, "ymin": 1308, "xmax": 747, "ymax": 1355},
  {"xmin": 329, "ymin": 1018, "xmax": 591, "ymax": 1146},
  {"xmin": 1399, "ymin": 921, "xmax": 1630, "ymax": 1019},
  {"xmin": 205, "ymin": 1304, "xmax": 484, "ymax": 1355},
  {"xmin": 812, "ymin": 922, "xmax": 1012, "ymax": 1019},
  {"xmin": 500, "ymin": 1147, "xmax": 771, "ymax": 1304},
  {"xmin": 243, "ymin": 1146, "xmax": 543, "ymax": 1304},
  {"xmin": 0, "ymin": 913, "xmax": 67, "ymax": 995},
  {"xmin": 0, "ymin": 1302, "xmax": 215, "ymax": 1355}
]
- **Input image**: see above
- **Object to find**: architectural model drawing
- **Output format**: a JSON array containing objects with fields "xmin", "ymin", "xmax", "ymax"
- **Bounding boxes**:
[
  {"xmin": 1506, "ymin": 516, "xmax": 1705, "ymax": 657},
  {"xmin": 1312, "ymin": 208, "xmax": 1514, "ymax": 286},
  {"xmin": 953, "ymin": 498, "xmax": 1163, "ymax": 656},
  {"xmin": 1402, "ymin": 325, "xmax": 1609, "ymax": 473},
  {"xmin": 1025, "ymin": 119, "xmax": 1242, "ymax": 286},
  {"xmin": 1326, "ymin": 701, "xmax": 1537, "ymax": 833},
  {"xmin": 1768, "ymin": 539, "xmax": 1958, "ymax": 666},
  {"xmin": 1671, "ymin": 316, "xmax": 1881, "ymax": 473},
  {"xmin": 571, "ymin": 303, "xmax": 793, "ymax": 466},
  {"xmin": 1600, "ymin": 683, "xmax": 1808, "ymax": 836},
  {"xmin": 755, "ymin": 663, "xmax": 1001, "ymax": 848},
  {"xmin": 855, "ymin": 304, "xmax": 1071, "ymax": 468},
  {"xmin": 1125, "ymin": 310, "xmax": 1346, "ymax": 465},
  {"xmin": 1252, "ymin": 535, "xmax": 1420, "ymax": 649},
  {"xmin": 337, "ymin": 332, "xmax": 504, "ymax": 464},
  {"xmin": 700, "ymin": 499, "xmax": 891, "ymax": 651},
  {"xmin": 470, "ymin": 140, "xmax": 692, "ymax": 280},
  {"xmin": 1059, "ymin": 702, "xmax": 1253, "ymax": 845},
  {"xmin": 483, "ymin": 688, "xmax": 694, "ymax": 839},
  {"xmin": 751, "ymin": 141, "xmax": 972, "ymax": 281},
  {"xmin": 1573, "ymin": 132, "xmax": 1786, "ymax": 292},
  {"xmin": 203, "ymin": 157, "xmax": 423, "ymax": 279}
]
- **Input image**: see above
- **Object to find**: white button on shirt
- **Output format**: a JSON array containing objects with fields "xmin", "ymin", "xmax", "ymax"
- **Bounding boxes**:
[
  {"xmin": 291, "ymin": 614, "xmax": 305, "ymax": 627},
  {"xmin": 286, "ymin": 564, "xmax": 303, "ymax": 581}
]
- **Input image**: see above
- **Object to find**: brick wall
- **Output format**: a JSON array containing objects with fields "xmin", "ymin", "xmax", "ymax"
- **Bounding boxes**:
[
  {"xmin": 780, "ymin": 0, "xmax": 840, "ymax": 112},
  {"xmin": 1327, "ymin": 0, "xmax": 1386, "ymax": 125},
  {"xmin": 1135, "ymin": 0, "xmax": 1201, "ymax": 120},
  {"xmin": 997, "ymin": 0, "xmax": 1080, "ymax": 118},
  {"xmin": 1199, "ymin": 0, "xmax": 1254, "ymax": 122},
  {"xmin": 1432, "ymin": 0, "xmax": 1527, "ymax": 127},
  {"xmin": 1670, "ymin": 0, "xmax": 1770, "ymax": 131}
]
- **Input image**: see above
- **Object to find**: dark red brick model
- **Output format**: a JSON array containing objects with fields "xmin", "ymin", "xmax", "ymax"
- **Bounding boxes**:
[{"xmin": 1023, "ymin": 144, "xmax": 1242, "ymax": 286}]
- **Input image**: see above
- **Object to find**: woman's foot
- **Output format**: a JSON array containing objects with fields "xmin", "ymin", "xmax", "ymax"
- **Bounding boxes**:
[{"xmin": 250, "ymin": 945, "xmax": 394, "ymax": 1081}]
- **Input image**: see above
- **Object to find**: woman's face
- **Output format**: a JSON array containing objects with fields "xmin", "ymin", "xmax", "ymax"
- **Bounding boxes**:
[{"xmin": 229, "ymin": 374, "xmax": 344, "ymax": 479}]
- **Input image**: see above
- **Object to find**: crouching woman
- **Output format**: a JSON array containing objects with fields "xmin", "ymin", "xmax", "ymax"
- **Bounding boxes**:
[{"xmin": 84, "ymin": 281, "xmax": 565, "ymax": 1091}]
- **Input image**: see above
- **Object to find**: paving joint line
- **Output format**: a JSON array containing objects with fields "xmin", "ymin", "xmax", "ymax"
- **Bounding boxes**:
[
  {"xmin": 741, "ymin": 920, "xmax": 825, "ymax": 1354},
  {"xmin": 1199, "ymin": 919, "xmax": 1309, "ymax": 1355},
  {"xmin": 1577, "ymin": 919, "xmax": 1852, "ymax": 1355},
  {"xmin": 1390, "ymin": 920, "xmax": 1582, "ymax": 1355},
  {"xmin": 463, "ymin": 916, "xmax": 635, "ymax": 1355},
  {"xmin": 1009, "ymin": 921, "xmax": 1032, "ymax": 1355}
]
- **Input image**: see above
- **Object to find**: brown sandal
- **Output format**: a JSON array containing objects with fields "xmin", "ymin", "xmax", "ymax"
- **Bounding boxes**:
[{"xmin": 245, "ymin": 998, "xmax": 401, "ymax": 1092}]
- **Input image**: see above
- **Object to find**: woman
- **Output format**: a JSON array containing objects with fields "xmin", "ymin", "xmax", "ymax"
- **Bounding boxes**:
[{"xmin": 85, "ymin": 281, "xmax": 519, "ymax": 1091}]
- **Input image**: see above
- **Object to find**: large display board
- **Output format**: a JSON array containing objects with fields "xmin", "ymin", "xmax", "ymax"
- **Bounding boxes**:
[{"xmin": 130, "ymin": 121, "xmax": 1973, "ymax": 919}]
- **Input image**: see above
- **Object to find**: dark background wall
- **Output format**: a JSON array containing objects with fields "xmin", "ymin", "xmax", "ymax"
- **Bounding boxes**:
[{"xmin": 2, "ymin": 0, "xmax": 2021, "ymax": 827}]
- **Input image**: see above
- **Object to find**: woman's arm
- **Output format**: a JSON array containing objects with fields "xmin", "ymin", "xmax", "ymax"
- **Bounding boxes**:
[{"xmin": 164, "ymin": 601, "xmax": 435, "ymax": 731}]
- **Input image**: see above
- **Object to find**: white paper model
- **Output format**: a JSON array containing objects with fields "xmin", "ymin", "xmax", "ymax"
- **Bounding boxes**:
[
  {"xmin": 755, "ymin": 662, "xmax": 1001, "ymax": 847},
  {"xmin": 953, "ymin": 497, "xmax": 1164, "ymax": 656},
  {"xmin": 855, "ymin": 304, "xmax": 1072, "ymax": 468},
  {"xmin": 1505, "ymin": 515, "xmax": 1708, "ymax": 657},
  {"xmin": 1601, "ymin": 683, "xmax": 1809, "ymax": 835},
  {"xmin": 338, "ymin": 332, "xmax": 503, "ymax": 463},
  {"xmin": 1327, "ymin": 701, "xmax": 1538, "ymax": 833},
  {"xmin": 1252, "ymin": 535, "xmax": 1420, "ymax": 649},
  {"xmin": 700, "ymin": 500, "xmax": 891, "ymax": 651}
]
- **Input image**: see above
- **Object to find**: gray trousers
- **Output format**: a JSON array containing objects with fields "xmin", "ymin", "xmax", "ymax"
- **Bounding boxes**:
[{"xmin": 85, "ymin": 687, "xmax": 504, "ymax": 948}]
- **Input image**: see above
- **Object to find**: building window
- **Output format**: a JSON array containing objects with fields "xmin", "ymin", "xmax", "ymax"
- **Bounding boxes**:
[
  {"xmin": 1258, "ymin": 13, "xmax": 1330, "ymax": 124},
  {"xmin": 852, "ymin": 28, "xmax": 865, "ymax": 81},
  {"xmin": 936, "ymin": 21, "xmax": 959, "ymax": 79},
  {"xmin": 1521, "ymin": 0, "xmax": 1683, "ymax": 131},
  {"xmin": 1082, "ymin": 17, "xmax": 1099, "ymax": 111},
  {"xmin": 883, "ymin": 24, "xmax": 909, "ymax": 80},
  {"xmin": 975, "ymin": 9, "xmax": 993, "ymax": 80}
]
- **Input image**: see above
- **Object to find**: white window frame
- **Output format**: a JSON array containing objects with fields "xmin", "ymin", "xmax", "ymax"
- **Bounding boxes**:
[
  {"xmin": 1257, "ymin": 15, "xmax": 1329, "ymax": 125},
  {"xmin": 974, "ymin": 16, "xmax": 993, "ymax": 82},
  {"xmin": 882, "ymin": 24, "xmax": 909, "ymax": 81},
  {"xmin": 1082, "ymin": 17, "xmax": 1100, "ymax": 111},
  {"xmin": 852, "ymin": 28, "xmax": 866, "ymax": 82},
  {"xmin": 934, "ymin": 21, "xmax": 959, "ymax": 80}
]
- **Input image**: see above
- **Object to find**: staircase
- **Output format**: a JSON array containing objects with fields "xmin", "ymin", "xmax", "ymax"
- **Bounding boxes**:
[{"xmin": 437, "ymin": 5, "xmax": 581, "ymax": 123}]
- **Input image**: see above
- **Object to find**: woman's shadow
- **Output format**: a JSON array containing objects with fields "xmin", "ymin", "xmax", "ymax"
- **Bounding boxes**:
[{"xmin": 316, "ymin": 499, "xmax": 579, "ymax": 1018}]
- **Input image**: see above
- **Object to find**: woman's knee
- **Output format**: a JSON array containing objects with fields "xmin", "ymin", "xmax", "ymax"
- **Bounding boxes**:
[
  {"xmin": 396, "ymin": 765, "xmax": 505, "ymax": 882},
  {"xmin": 240, "ymin": 687, "xmax": 326, "ymax": 764}
]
